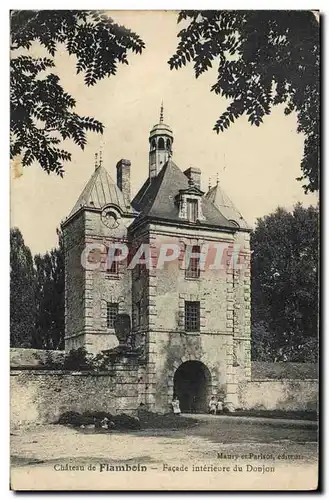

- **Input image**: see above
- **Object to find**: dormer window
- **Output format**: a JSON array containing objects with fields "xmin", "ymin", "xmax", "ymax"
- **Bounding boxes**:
[
  {"xmin": 176, "ymin": 184, "xmax": 205, "ymax": 223},
  {"xmin": 187, "ymin": 198, "xmax": 198, "ymax": 222}
]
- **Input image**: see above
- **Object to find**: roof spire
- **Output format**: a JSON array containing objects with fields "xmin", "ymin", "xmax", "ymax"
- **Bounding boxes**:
[
  {"xmin": 99, "ymin": 139, "xmax": 104, "ymax": 167},
  {"xmin": 160, "ymin": 101, "xmax": 164, "ymax": 123},
  {"xmin": 95, "ymin": 141, "xmax": 104, "ymax": 170}
]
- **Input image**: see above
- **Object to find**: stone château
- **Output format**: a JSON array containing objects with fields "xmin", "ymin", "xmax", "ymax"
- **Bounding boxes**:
[{"xmin": 61, "ymin": 107, "xmax": 252, "ymax": 413}]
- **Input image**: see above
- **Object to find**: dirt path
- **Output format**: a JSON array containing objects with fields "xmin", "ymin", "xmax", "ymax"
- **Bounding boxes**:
[{"xmin": 10, "ymin": 416, "xmax": 318, "ymax": 491}]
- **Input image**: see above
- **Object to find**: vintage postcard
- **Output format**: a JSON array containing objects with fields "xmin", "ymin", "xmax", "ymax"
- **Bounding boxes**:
[{"xmin": 10, "ymin": 9, "xmax": 319, "ymax": 491}]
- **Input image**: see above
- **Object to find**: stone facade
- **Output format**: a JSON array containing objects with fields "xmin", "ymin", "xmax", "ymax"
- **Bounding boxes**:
[
  {"xmin": 10, "ymin": 365, "xmax": 142, "ymax": 427},
  {"xmin": 61, "ymin": 109, "xmax": 252, "ymax": 413},
  {"xmin": 10, "ymin": 350, "xmax": 318, "ymax": 426},
  {"xmin": 10, "ymin": 369, "xmax": 318, "ymax": 427}
]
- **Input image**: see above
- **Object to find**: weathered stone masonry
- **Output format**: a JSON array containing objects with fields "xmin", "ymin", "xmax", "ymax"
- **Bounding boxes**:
[
  {"xmin": 61, "ymin": 109, "xmax": 253, "ymax": 413},
  {"xmin": 10, "ymin": 350, "xmax": 318, "ymax": 425}
]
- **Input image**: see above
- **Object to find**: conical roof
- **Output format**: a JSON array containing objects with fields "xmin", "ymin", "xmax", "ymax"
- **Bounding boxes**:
[
  {"xmin": 206, "ymin": 183, "xmax": 250, "ymax": 230},
  {"xmin": 67, "ymin": 165, "xmax": 128, "ymax": 220}
]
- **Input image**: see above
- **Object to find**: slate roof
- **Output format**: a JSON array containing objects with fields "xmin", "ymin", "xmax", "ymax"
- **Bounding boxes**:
[
  {"xmin": 131, "ymin": 160, "xmax": 236, "ymax": 231},
  {"xmin": 67, "ymin": 165, "xmax": 129, "ymax": 220},
  {"xmin": 206, "ymin": 183, "xmax": 250, "ymax": 230}
]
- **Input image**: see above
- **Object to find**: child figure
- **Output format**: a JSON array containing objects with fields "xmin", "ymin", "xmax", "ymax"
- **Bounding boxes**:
[
  {"xmin": 208, "ymin": 396, "xmax": 218, "ymax": 415},
  {"xmin": 216, "ymin": 397, "xmax": 224, "ymax": 414},
  {"xmin": 171, "ymin": 396, "xmax": 181, "ymax": 415},
  {"xmin": 101, "ymin": 417, "xmax": 109, "ymax": 429}
]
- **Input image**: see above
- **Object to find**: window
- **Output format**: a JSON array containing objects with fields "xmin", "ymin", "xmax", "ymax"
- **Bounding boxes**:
[
  {"xmin": 187, "ymin": 198, "xmax": 198, "ymax": 222},
  {"xmin": 135, "ymin": 300, "xmax": 141, "ymax": 327},
  {"xmin": 106, "ymin": 247, "xmax": 121, "ymax": 275},
  {"xmin": 185, "ymin": 301, "xmax": 200, "ymax": 332},
  {"xmin": 135, "ymin": 263, "xmax": 142, "ymax": 279},
  {"xmin": 185, "ymin": 245, "xmax": 201, "ymax": 279},
  {"xmin": 158, "ymin": 137, "xmax": 165, "ymax": 149},
  {"xmin": 106, "ymin": 302, "xmax": 118, "ymax": 329}
]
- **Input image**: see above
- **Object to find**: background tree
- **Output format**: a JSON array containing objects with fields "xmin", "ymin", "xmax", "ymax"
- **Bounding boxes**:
[
  {"xmin": 34, "ymin": 231, "xmax": 64, "ymax": 349},
  {"xmin": 10, "ymin": 227, "xmax": 65, "ymax": 349},
  {"xmin": 169, "ymin": 10, "xmax": 319, "ymax": 192},
  {"xmin": 250, "ymin": 321, "xmax": 273, "ymax": 362},
  {"xmin": 251, "ymin": 203, "xmax": 319, "ymax": 362},
  {"xmin": 10, "ymin": 228, "xmax": 36, "ymax": 347},
  {"xmin": 10, "ymin": 10, "xmax": 144, "ymax": 175}
]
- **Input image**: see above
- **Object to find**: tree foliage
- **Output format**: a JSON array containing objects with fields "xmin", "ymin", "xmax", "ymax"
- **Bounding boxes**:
[
  {"xmin": 34, "ymin": 232, "xmax": 65, "ymax": 349},
  {"xmin": 10, "ymin": 227, "xmax": 65, "ymax": 349},
  {"xmin": 10, "ymin": 228, "xmax": 36, "ymax": 347},
  {"xmin": 251, "ymin": 203, "xmax": 319, "ymax": 362},
  {"xmin": 169, "ymin": 10, "xmax": 319, "ymax": 192},
  {"xmin": 10, "ymin": 10, "xmax": 145, "ymax": 175}
]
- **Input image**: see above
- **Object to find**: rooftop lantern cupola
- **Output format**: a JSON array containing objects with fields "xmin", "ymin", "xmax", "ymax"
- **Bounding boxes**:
[{"xmin": 149, "ymin": 102, "xmax": 174, "ymax": 180}]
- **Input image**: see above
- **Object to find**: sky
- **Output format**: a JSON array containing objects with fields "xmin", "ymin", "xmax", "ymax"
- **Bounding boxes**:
[{"xmin": 10, "ymin": 10, "xmax": 318, "ymax": 255}]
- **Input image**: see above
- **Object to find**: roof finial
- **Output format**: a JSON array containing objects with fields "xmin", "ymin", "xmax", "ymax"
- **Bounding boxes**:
[
  {"xmin": 208, "ymin": 177, "xmax": 211, "ymax": 191},
  {"xmin": 216, "ymin": 172, "xmax": 219, "ymax": 185},
  {"xmin": 160, "ymin": 101, "xmax": 164, "ymax": 123},
  {"xmin": 99, "ymin": 139, "xmax": 104, "ymax": 167},
  {"xmin": 94, "ymin": 152, "xmax": 98, "ymax": 171}
]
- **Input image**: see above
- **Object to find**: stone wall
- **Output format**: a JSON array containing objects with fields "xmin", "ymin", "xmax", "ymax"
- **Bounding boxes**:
[
  {"xmin": 10, "ymin": 347, "xmax": 318, "ymax": 427},
  {"xmin": 238, "ymin": 379, "xmax": 318, "ymax": 411},
  {"xmin": 10, "ymin": 370, "xmax": 318, "ymax": 427},
  {"xmin": 10, "ymin": 349, "xmax": 318, "ymax": 426},
  {"xmin": 10, "ymin": 359, "xmax": 145, "ymax": 428},
  {"xmin": 10, "ymin": 348, "xmax": 65, "ymax": 369},
  {"xmin": 62, "ymin": 212, "xmax": 85, "ymax": 346},
  {"xmin": 252, "ymin": 362, "xmax": 319, "ymax": 380}
]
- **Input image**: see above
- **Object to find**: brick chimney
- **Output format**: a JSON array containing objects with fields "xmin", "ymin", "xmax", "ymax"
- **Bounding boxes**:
[
  {"xmin": 116, "ymin": 159, "xmax": 131, "ymax": 206},
  {"xmin": 184, "ymin": 167, "xmax": 201, "ymax": 189}
]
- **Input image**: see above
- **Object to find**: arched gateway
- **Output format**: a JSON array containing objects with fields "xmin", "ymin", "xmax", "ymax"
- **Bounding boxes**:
[{"xmin": 173, "ymin": 361, "xmax": 211, "ymax": 413}]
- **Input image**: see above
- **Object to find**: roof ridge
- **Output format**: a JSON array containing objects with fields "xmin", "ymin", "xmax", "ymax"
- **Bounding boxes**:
[
  {"xmin": 136, "ymin": 178, "xmax": 150, "ymax": 207},
  {"xmin": 143, "ymin": 160, "xmax": 172, "ymax": 214},
  {"xmin": 89, "ymin": 167, "xmax": 103, "ymax": 207},
  {"xmin": 70, "ymin": 169, "xmax": 99, "ymax": 215}
]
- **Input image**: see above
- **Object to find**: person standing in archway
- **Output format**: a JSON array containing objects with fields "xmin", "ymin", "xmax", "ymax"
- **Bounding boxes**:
[
  {"xmin": 171, "ymin": 396, "xmax": 181, "ymax": 416},
  {"xmin": 192, "ymin": 394, "xmax": 198, "ymax": 413},
  {"xmin": 208, "ymin": 396, "xmax": 218, "ymax": 415}
]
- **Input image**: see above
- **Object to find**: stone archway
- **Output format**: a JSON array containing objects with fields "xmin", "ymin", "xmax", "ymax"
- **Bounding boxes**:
[{"xmin": 173, "ymin": 360, "xmax": 212, "ymax": 413}]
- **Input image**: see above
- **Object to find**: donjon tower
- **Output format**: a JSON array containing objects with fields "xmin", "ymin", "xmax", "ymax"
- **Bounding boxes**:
[{"xmin": 62, "ymin": 108, "xmax": 252, "ymax": 413}]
